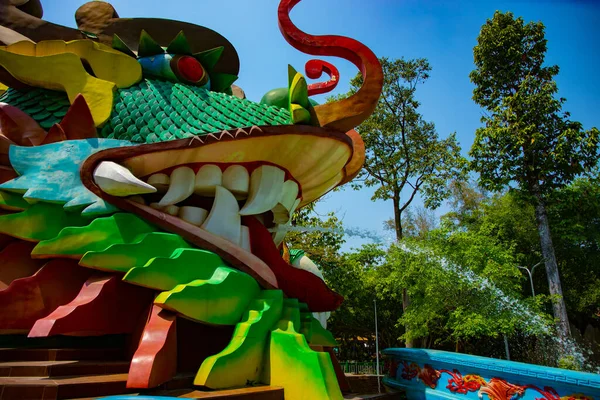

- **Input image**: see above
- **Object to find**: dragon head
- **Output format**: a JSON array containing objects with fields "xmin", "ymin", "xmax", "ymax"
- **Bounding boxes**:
[
  {"xmin": 0, "ymin": 0, "xmax": 383, "ymax": 396},
  {"xmin": 0, "ymin": 0, "xmax": 382, "ymax": 322}
]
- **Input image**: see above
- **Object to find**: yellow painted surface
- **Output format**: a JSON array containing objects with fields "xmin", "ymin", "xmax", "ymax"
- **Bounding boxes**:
[
  {"xmin": 0, "ymin": 82, "xmax": 7, "ymax": 95},
  {"xmin": 1, "ymin": 40, "xmax": 141, "ymax": 88},
  {"xmin": 0, "ymin": 51, "xmax": 115, "ymax": 126},
  {"xmin": 121, "ymin": 134, "xmax": 351, "ymax": 207}
]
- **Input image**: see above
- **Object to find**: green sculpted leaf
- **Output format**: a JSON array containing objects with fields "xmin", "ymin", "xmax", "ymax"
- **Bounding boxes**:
[
  {"xmin": 79, "ymin": 232, "xmax": 192, "ymax": 273},
  {"xmin": 269, "ymin": 303, "xmax": 343, "ymax": 400},
  {"xmin": 0, "ymin": 202, "xmax": 89, "ymax": 241},
  {"xmin": 154, "ymin": 266, "xmax": 260, "ymax": 325},
  {"xmin": 124, "ymin": 248, "xmax": 225, "ymax": 291},
  {"xmin": 195, "ymin": 290, "xmax": 284, "ymax": 389},
  {"xmin": 32, "ymin": 213, "xmax": 155, "ymax": 257}
]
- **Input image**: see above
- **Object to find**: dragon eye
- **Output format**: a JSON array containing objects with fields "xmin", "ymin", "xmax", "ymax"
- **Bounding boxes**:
[{"xmin": 173, "ymin": 55, "xmax": 207, "ymax": 84}]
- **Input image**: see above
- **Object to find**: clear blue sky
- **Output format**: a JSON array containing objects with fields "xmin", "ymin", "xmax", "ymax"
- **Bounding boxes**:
[{"xmin": 43, "ymin": 0, "xmax": 600, "ymax": 251}]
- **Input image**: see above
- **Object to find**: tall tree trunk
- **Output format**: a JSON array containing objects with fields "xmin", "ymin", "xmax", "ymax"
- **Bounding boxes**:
[
  {"xmin": 532, "ymin": 188, "xmax": 571, "ymax": 342},
  {"xmin": 394, "ymin": 193, "xmax": 416, "ymax": 348}
]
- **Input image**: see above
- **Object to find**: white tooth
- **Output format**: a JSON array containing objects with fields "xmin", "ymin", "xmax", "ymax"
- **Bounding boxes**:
[
  {"xmin": 163, "ymin": 205, "xmax": 179, "ymax": 216},
  {"xmin": 147, "ymin": 173, "xmax": 170, "ymax": 193},
  {"xmin": 194, "ymin": 164, "xmax": 222, "ymax": 196},
  {"xmin": 150, "ymin": 202, "xmax": 180, "ymax": 216},
  {"xmin": 272, "ymin": 224, "xmax": 288, "ymax": 247},
  {"xmin": 129, "ymin": 195, "xmax": 146, "ymax": 205},
  {"xmin": 239, "ymin": 165, "xmax": 285, "ymax": 216},
  {"xmin": 240, "ymin": 225, "xmax": 251, "ymax": 252},
  {"xmin": 93, "ymin": 161, "xmax": 156, "ymax": 197},
  {"xmin": 201, "ymin": 186, "xmax": 241, "ymax": 245},
  {"xmin": 158, "ymin": 166, "xmax": 195, "ymax": 206},
  {"xmin": 222, "ymin": 165, "xmax": 250, "ymax": 199},
  {"xmin": 179, "ymin": 206, "xmax": 208, "ymax": 226},
  {"xmin": 271, "ymin": 180, "xmax": 300, "ymax": 224}
]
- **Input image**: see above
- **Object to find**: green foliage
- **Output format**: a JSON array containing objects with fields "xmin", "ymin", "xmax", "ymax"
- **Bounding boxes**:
[
  {"xmin": 382, "ymin": 230, "xmax": 548, "ymax": 348},
  {"xmin": 334, "ymin": 57, "xmax": 466, "ymax": 239},
  {"xmin": 469, "ymin": 11, "xmax": 599, "ymax": 196}
]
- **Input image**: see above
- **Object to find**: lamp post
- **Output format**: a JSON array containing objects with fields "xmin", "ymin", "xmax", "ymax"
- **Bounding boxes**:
[
  {"xmin": 502, "ymin": 261, "xmax": 543, "ymax": 361},
  {"xmin": 518, "ymin": 260, "xmax": 543, "ymax": 297},
  {"xmin": 374, "ymin": 299, "xmax": 381, "ymax": 393}
]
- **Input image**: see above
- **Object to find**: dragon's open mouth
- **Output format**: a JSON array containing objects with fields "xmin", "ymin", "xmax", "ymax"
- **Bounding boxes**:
[{"xmin": 81, "ymin": 125, "xmax": 360, "ymax": 312}]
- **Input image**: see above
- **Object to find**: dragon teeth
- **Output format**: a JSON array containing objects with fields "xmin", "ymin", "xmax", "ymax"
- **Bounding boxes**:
[
  {"xmin": 158, "ymin": 166, "xmax": 195, "ymax": 206},
  {"xmin": 147, "ymin": 173, "xmax": 170, "ymax": 193},
  {"xmin": 271, "ymin": 180, "xmax": 299, "ymax": 224},
  {"xmin": 240, "ymin": 165, "xmax": 285, "ymax": 216},
  {"xmin": 240, "ymin": 225, "xmax": 251, "ymax": 251},
  {"xmin": 150, "ymin": 202, "xmax": 179, "ymax": 216},
  {"xmin": 201, "ymin": 185, "xmax": 241, "ymax": 245},
  {"xmin": 222, "ymin": 165, "xmax": 250, "ymax": 200},
  {"xmin": 93, "ymin": 161, "xmax": 157, "ymax": 197},
  {"xmin": 194, "ymin": 164, "xmax": 222, "ymax": 196},
  {"xmin": 178, "ymin": 206, "xmax": 208, "ymax": 226}
]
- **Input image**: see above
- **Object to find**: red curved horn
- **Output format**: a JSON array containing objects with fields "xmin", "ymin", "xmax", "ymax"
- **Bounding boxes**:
[
  {"xmin": 278, "ymin": 0, "xmax": 383, "ymax": 132},
  {"xmin": 305, "ymin": 59, "xmax": 339, "ymax": 96}
]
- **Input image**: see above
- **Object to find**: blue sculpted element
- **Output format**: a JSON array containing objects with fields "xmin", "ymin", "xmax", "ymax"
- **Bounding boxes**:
[
  {"xmin": 383, "ymin": 348, "xmax": 600, "ymax": 400},
  {"xmin": 0, "ymin": 138, "xmax": 133, "ymax": 216}
]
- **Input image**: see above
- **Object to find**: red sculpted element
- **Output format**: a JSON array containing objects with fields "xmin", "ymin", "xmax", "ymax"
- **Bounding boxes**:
[
  {"xmin": 400, "ymin": 361, "xmax": 419, "ymax": 380},
  {"xmin": 417, "ymin": 364, "xmax": 441, "ymax": 388},
  {"xmin": 441, "ymin": 369, "xmax": 485, "ymax": 394},
  {"xmin": 278, "ymin": 0, "xmax": 383, "ymax": 131},
  {"xmin": 305, "ymin": 59, "xmax": 339, "ymax": 96}
]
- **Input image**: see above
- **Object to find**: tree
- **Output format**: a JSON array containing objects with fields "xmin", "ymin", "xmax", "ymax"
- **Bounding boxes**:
[
  {"xmin": 336, "ymin": 58, "xmax": 467, "ymax": 346},
  {"xmin": 469, "ymin": 11, "xmax": 599, "ymax": 341}
]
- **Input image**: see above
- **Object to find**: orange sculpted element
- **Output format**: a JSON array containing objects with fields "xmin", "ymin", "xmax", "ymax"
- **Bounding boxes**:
[
  {"xmin": 417, "ymin": 364, "xmax": 441, "ymax": 389},
  {"xmin": 479, "ymin": 378, "xmax": 526, "ymax": 400}
]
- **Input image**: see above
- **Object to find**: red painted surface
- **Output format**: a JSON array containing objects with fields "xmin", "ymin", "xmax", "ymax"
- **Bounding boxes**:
[
  {"xmin": 0, "ymin": 234, "xmax": 15, "ymax": 252},
  {"xmin": 43, "ymin": 123, "xmax": 68, "ymax": 144},
  {"xmin": 58, "ymin": 94, "xmax": 98, "ymax": 140},
  {"xmin": 127, "ymin": 305, "xmax": 177, "ymax": 389},
  {"xmin": 305, "ymin": 59, "xmax": 339, "ymax": 96},
  {"xmin": 244, "ymin": 216, "xmax": 343, "ymax": 312},
  {"xmin": 0, "ymin": 103, "xmax": 46, "ymax": 145},
  {"xmin": 0, "ymin": 165, "xmax": 17, "ymax": 183},
  {"xmin": 0, "ymin": 241, "xmax": 44, "ymax": 290},
  {"xmin": 0, "ymin": 259, "xmax": 92, "ymax": 333},
  {"xmin": 176, "ymin": 56, "xmax": 205, "ymax": 83},
  {"xmin": 28, "ymin": 274, "xmax": 154, "ymax": 337}
]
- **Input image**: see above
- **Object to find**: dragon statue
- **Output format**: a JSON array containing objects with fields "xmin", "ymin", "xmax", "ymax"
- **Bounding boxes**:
[{"xmin": 0, "ymin": 0, "xmax": 383, "ymax": 398}]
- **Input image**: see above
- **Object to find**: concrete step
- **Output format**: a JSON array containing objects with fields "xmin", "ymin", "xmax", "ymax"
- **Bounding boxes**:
[{"xmin": 0, "ymin": 360, "xmax": 130, "ymax": 377}]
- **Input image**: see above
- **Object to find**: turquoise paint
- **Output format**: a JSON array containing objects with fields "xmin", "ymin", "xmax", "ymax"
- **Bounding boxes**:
[
  {"xmin": 0, "ymin": 138, "xmax": 133, "ymax": 216},
  {"xmin": 383, "ymin": 348, "xmax": 600, "ymax": 400}
]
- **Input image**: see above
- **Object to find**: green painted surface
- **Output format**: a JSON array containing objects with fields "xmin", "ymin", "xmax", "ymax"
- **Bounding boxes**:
[
  {"xmin": 79, "ymin": 232, "xmax": 192, "ymax": 273},
  {"xmin": 154, "ymin": 266, "xmax": 260, "ymax": 325},
  {"xmin": 0, "ymin": 190, "xmax": 30, "ymax": 211},
  {"xmin": 32, "ymin": 213, "xmax": 155, "ymax": 257},
  {"xmin": 2, "ymin": 80, "xmax": 292, "ymax": 144},
  {"xmin": 102, "ymin": 79, "xmax": 291, "ymax": 143},
  {"xmin": 0, "ymin": 202, "xmax": 89, "ymax": 241},
  {"xmin": 301, "ymin": 313, "xmax": 338, "ymax": 347},
  {"xmin": 269, "ymin": 303, "xmax": 343, "ymax": 400},
  {"xmin": 123, "ymin": 248, "xmax": 225, "ymax": 291},
  {"xmin": 195, "ymin": 290, "xmax": 284, "ymax": 389}
]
